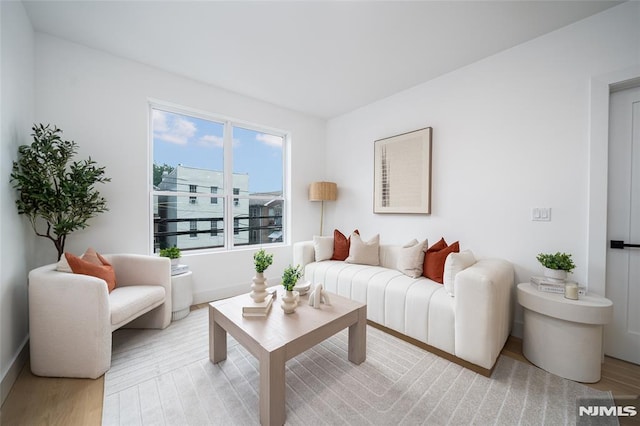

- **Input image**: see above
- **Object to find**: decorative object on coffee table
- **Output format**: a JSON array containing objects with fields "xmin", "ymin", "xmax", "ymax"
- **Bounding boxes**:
[
  {"xmin": 281, "ymin": 264, "xmax": 302, "ymax": 313},
  {"xmin": 308, "ymin": 283, "xmax": 331, "ymax": 308},
  {"xmin": 251, "ymin": 249, "xmax": 273, "ymax": 303}
]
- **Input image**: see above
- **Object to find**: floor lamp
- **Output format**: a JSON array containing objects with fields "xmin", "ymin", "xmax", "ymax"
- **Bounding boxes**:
[{"xmin": 309, "ymin": 181, "xmax": 337, "ymax": 236}]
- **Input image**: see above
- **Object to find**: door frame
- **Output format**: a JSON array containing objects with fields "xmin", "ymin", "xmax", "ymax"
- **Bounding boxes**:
[{"xmin": 587, "ymin": 67, "xmax": 640, "ymax": 297}]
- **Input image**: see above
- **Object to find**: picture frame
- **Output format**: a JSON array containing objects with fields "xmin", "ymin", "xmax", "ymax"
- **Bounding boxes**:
[{"xmin": 374, "ymin": 127, "xmax": 432, "ymax": 214}]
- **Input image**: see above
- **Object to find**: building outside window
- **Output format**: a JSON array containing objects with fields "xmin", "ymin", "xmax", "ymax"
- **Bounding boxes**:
[
  {"xmin": 189, "ymin": 184, "xmax": 197, "ymax": 204},
  {"xmin": 210, "ymin": 186, "xmax": 218, "ymax": 204},
  {"xmin": 151, "ymin": 104, "xmax": 286, "ymax": 252}
]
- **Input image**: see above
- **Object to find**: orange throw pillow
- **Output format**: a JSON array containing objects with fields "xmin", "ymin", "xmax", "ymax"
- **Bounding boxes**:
[
  {"xmin": 65, "ymin": 250, "xmax": 117, "ymax": 293},
  {"xmin": 423, "ymin": 239, "xmax": 460, "ymax": 284},
  {"xmin": 331, "ymin": 229, "xmax": 359, "ymax": 261}
]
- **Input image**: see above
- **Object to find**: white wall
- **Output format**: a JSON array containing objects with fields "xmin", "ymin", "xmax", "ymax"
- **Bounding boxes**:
[
  {"xmin": 35, "ymin": 34, "xmax": 326, "ymax": 303},
  {"xmin": 0, "ymin": 0, "xmax": 35, "ymax": 402},
  {"xmin": 325, "ymin": 2, "xmax": 640, "ymax": 335}
]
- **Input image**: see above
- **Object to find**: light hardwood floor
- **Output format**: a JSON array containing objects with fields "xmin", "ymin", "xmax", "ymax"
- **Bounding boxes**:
[{"xmin": 2, "ymin": 324, "xmax": 638, "ymax": 425}]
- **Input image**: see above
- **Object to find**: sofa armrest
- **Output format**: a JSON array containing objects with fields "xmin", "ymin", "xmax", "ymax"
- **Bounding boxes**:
[
  {"xmin": 28, "ymin": 264, "xmax": 111, "ymax": 378},
  {"xmin": 293, "ymin": 241, "xmax": 316, "ymax": 268},
  {"xmin": 454, "ymin": 258, "xmax": 514, "ymax": 370}
]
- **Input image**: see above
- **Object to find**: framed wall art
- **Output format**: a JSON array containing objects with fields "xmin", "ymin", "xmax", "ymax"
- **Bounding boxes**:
[{"xmin": 374, "ymin": 127, "xmax": 432, "ymax": 214}]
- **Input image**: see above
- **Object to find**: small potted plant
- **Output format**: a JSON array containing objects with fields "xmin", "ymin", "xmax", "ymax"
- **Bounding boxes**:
[
  {"xmin": 254, "ymin": 249, "xmax": 273, "ymax": 274},
  {"xmin": 281, "ymin": 265, "xmax": 302, "ymax": 314},
  {"xmin": 536, "ymin": 252, "xmax": 575, "ymax": 282},
  {"xmin": 251, "ymin": 249, "xmax": 273, "ymax": 303},
  {"xmin": 159, "ymin": 246, "xmax": 181, "ymax": 266}
]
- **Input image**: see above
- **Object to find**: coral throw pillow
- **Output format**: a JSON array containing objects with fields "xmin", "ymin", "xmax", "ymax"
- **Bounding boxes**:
[
  {"xmin": 423, "ymin": 239, "xmax": 460, "ymax": 284},
  {"xmin": 65, "ymin": 248, "xmax": 117, "ymax": 293},
  {"xmin": 331, "ymin": 229, "xmax": 359, "ymax": 261}
]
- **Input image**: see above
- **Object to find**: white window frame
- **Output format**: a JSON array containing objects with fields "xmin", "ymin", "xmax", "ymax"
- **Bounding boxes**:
[{"xmin": 149, "ymin": 100, "xmax": 289, "ymax": 254}]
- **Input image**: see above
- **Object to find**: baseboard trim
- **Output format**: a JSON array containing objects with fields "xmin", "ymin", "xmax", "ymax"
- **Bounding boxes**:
[
  {"xmin": 193, "ymin": 283, "xmax": 247, "ymax": 305},
  {"xmin": 367, "ymin": 321, "xmax": 495, "ymax": 377},
  {"xmin": 1, "ymin": 338, "xmax": 29, "ymax": 405}
]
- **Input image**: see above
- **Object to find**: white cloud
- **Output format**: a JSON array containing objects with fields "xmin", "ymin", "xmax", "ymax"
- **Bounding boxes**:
[
  {"xmin": 256, "ymin": 133, "xmax": 283, "ymax": 148},
  {"xmin": 153, "ymin": 110, "xmax": 197, "ymax": 145},
  {"xmin": 198, "ymin": 134, "xmax": 224, "ymax": 148},
  {"xmin": 152, "ymin": 110, "xmax": 169, "ymax": 133}
]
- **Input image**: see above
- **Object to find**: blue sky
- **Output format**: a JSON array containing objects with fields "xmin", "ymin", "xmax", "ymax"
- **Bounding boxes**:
[{"xmin": 152, "ymin": 109, "xmax": 283, "ymax": 194}]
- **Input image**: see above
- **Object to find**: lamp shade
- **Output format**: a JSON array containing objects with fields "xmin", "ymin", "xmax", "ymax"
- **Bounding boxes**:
[{"xmin": 309, "ymin": 181, "xmax": 337, "ymax": 201}]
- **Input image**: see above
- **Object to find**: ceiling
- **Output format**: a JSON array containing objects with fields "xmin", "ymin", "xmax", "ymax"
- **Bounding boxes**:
[{"xmin": 23, "ymin": 1, "xmax": 622, "ymax": 119}]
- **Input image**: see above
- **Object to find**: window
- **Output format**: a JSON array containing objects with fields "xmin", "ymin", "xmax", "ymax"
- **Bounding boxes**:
[
  {"xmin": 151, "ymin": 104, "xmax": 286, "ymax": 253},
  {"xmin": 210, "ymin": 186, "xmax": 218, "ymax": 204},
  {"xmin": 189, "ymin": 185, "xmax": 197, "ymax": 204},
  {"xmin": 233, "ymin": 188, "xmax": 240, "ymax": 207}
]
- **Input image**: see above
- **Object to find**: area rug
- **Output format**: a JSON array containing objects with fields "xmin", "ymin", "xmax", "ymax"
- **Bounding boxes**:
[{"xmin": 103, "ymin": 308, "xmax": 613, "ymax": 425}]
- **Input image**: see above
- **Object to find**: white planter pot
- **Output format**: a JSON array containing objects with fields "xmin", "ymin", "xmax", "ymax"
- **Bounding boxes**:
[
  {"xmin": 281, "ymin": 290, "xmax": 297, "ymax": 314},
  {"xmin": 544, "ymin": 267, "xmax": 567, "ymax": 282},
  {"xmin": 250, "ymin": 272, "xmax": 268, "ymax": 303}
]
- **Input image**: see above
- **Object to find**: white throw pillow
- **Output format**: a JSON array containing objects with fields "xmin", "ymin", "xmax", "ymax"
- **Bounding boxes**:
[
  {"xmin": 345, "ymin": 233, "xmax": 380, "ymax": 266},
  {"xmin": 397, "ymin": 239, "xmax": 427, "ymax": 278},
  {"xmin": 313, "ymin": 236, "xmax": 334, "ymax": 261},
  {"xmin": 443, "ymin": 250, "xmax": 476, "ymax": 296}
]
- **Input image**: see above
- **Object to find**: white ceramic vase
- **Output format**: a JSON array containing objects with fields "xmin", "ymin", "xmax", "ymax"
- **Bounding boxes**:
[
  {"xmin": 544, "ymin": 267, "xmax": 567, "ymax": 282},
  {"xmin": 281, "ymin": 289, "xmax": 297, "ymax": 314},
  {"xmin": 250, "ymin": 272, "xmax": 268, "ymax": 303}
]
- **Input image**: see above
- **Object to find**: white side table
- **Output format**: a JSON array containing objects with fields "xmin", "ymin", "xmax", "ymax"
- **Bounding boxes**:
[
  {"xmin": 171, "ymin": 271, "xmax": 193, "ymax": 321},
  {"xmin": 517, "ymin": 283, "xmax": 613, "ymax": 383}
]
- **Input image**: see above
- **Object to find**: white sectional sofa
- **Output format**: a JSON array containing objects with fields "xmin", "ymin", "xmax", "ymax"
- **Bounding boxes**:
[{"xmin": 293, "ymin": 239, "xmax": 514, "ymax": 373}]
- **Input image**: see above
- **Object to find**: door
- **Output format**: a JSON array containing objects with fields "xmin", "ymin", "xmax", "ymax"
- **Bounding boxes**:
[{"xmin": 605, "ymin": 85, "xmax": 640, "ymax": 364}]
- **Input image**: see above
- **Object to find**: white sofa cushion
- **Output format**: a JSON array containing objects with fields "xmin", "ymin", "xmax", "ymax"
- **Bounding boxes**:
[
  {"xmin": 313, "ymin": 235, "xmax": 334, "ymax": 261},
  {"xmin": 443, "ymin": 250, "xmax": 476, "ymax": 296},
  {"xmin": 110, "ymin": 285, "xmax": 166, "ymax": 330},
  {"xmin": 346, "ymin": 233, "xmax": 380, "ymax": 265}
]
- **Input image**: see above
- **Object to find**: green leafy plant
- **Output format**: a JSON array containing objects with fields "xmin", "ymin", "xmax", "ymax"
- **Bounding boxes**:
[
  {"xmin": 536, "ymin": 252, "xmax": 576, "ymax": 273},
  {"xmin": 253, "ymin": 249, "xmax": 273, "ymax": 273},
  {"xmin": 159, "ymin": 246, "xmax": 181, "ymax": 259},
  {"xmin": 282, "ymin": 264, "xmax": 302, "ymax": 291},
  {"xmin": 10, "ymin": 124, "xmax": 110, "ymax": 260}
]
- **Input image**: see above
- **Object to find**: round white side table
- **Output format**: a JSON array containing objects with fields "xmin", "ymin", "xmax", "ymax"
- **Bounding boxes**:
[
  {"xmin": 517, "ymin": 282, "xmax": 613, "ymax": 383},
  {"xmin": 171, "ymin": 271, "xmax": 193, "ymax": 321}
]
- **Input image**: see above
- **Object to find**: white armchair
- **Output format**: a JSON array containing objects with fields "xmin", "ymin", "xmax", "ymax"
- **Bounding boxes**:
[{"xmin": 28, "ymin": 254, "xmax": 171, "ymax": 378}]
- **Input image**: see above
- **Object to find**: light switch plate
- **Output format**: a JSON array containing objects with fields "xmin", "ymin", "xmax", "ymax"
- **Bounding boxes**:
[{"xmin": 532, "ymin": 207, "xmax": 551, "ymax": 221}]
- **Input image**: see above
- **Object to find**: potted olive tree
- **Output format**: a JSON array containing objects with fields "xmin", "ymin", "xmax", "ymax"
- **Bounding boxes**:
[
  {"xmin": 536, "ymin": 252, "xmax": 576, "ymax": 282},
  {"xmin": 251, "ymin": 249, "xmax": 273, "ymax": 303},
  {"xmin": 10, "ymin": 124, "xmax": 110, "ymax": 260}
]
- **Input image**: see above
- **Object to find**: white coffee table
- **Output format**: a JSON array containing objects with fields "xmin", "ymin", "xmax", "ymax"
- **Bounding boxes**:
[{"xmin": 209, "ymin": 288, "xmax": 367, "ymax": 425}]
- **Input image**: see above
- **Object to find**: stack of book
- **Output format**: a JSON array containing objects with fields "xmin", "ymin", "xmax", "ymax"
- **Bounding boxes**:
[
  {"xmin": 242, "ymin": 291, "xmax": 276, "ymax": 317},
  {"xmin": 530, "ymin": 276, "xmax": 586, "ymax": 295},
  {"xmin": 171, "ymin": 264, "xmax": 190, "ymax": 276}
]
